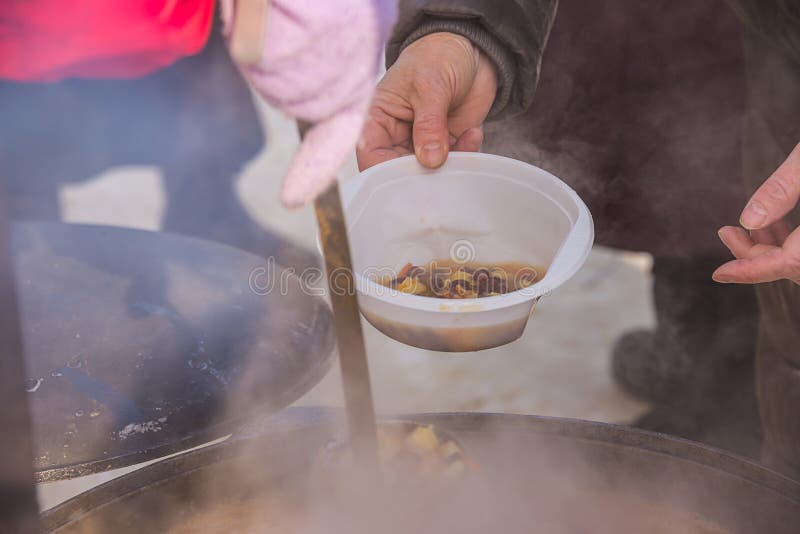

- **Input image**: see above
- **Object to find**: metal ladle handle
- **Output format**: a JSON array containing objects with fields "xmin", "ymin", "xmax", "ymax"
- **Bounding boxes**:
[{"xmin": 298, "ymin": 121, "xmax": 379, "ymax": 469}]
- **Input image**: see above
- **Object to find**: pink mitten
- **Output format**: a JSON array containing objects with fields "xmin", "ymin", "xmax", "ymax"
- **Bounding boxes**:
[{"xmin": 221, "ymin": 0, "xmax": 397, "ymax": 208}]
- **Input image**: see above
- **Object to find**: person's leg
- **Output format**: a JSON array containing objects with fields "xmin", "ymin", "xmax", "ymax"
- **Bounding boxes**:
[
  {"xmin": 601, "ymin": 0, "xmax": 761, "ymax": 438},
  {"xmin": 0, "ymin": 14, "xmax": 318, "ymax": 271},
  {"xmin": 741, "ymin": 34, "xmax": 800, "ymax": 476},
  {"xmin": 756, "ymin": 327, "xmax": 800, "ymax": 479},
  {"xmin": 0, "ymin": 79, "xmax": 110, "ymax": 221},
  {"xmin": 611, "ymin": 256, "xmax": 761, "ymax": 456},
  {"xmin": 612, "ymin": 257, "xmax": 758, "ymax": 409},
  {"xmin": 0, "ymin": 36, "xmax": 183, "ymax": 220},
  {"xmin": 485, "ymin": 0, "xmax": 759, "ymax": 452}
]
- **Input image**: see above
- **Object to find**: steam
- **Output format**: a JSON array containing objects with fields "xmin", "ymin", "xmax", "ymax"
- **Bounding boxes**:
[
  {"xmin": 193, "ymin": 4, "xmax": 756, "ymax": 533},
  {"xmin": 482, "ymin": 0, "xmax": 761, "ymax": 459},
  {"xmin": 20, "ymin": 1, "xmax": 767, "ymax": 530},
  {"xmin": 483, "ymin": 0, "xmax": 748, "ymax": 259},
  {"xmin": 174, "ymin": 412, "xmax": 731, "ymax": 534}
]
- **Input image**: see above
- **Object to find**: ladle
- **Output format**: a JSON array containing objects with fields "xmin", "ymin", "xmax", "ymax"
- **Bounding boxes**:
[{"xmin": 298, "ymin": 122, "xmax": 379, "ymax": 470}]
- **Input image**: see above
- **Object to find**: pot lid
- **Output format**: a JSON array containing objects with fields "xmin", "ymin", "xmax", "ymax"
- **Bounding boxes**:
[{"xmin": 13, "ymin": 222, "xmax": 334, "ymax": 482}]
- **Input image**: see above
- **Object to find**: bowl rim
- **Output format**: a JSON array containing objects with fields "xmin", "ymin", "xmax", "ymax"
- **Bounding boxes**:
[{"xmin": 339, "ymin": 152, "xmax": 594, "ymax": 313}]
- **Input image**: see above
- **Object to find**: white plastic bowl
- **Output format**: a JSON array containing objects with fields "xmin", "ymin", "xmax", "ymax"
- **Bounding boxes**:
[{"xmin": 340, "ymin": 152, "xmax": 594, "ymax": 352}]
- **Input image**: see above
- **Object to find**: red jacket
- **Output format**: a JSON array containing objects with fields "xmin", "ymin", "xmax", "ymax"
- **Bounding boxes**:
[{"xmin": 0, "ymin": 0, "xmax": 214, "ymax": 82}]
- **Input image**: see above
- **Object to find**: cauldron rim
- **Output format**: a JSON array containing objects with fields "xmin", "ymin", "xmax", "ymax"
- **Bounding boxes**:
[{"xmin": 41, "ymin": 408, "xmax": 800, "ymax": 531}]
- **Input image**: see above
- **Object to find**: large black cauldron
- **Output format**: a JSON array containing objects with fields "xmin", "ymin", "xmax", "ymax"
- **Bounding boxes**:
[{"xmin": 42, "ymin": 409, "xmax": 800, "ymax": 533}]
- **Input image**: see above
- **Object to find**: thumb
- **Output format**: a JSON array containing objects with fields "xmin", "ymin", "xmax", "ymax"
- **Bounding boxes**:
[
  {"xmin": 740, "ymin": 143, "xmax": 800, "ymax": 230},
  {"xmin": 281, "ymin": 108, "xmax": 364, "ymax": 209},
  {"xmin": 411, "ymin": 88, "xmax": 451, "ymax": 168}
]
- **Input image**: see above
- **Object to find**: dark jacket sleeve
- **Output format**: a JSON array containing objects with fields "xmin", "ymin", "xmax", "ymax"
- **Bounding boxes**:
[
  {"xmin": 725, "ymin": 0, "xmax": 800, "ymax": 65},
  {"xmin": 387, "ymin": 0, "xmax": 559, "ymax": 120}
]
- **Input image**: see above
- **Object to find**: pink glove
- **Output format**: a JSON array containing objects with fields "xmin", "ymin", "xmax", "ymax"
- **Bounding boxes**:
[{"xmin": 221, "ymin": 0, "xmax": 397, "ymax": 208}]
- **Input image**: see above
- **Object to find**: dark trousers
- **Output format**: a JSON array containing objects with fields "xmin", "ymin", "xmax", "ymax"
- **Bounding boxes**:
[
  {"xmin": 0, "ymin": 21, "xmax": 285, "ymax": 258},
  {"xmin": 485, "ymin": 0, "xmax": 763, "ymax": 457},
  {"xmin": 741, "ymin": 35, "xmax": 800, "ymax": 478}
]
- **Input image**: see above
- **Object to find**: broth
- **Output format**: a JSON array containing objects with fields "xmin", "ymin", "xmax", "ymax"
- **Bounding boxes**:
[{"xmin": 376, "ymin": 260, "xmax": 545, "ymax": 299}]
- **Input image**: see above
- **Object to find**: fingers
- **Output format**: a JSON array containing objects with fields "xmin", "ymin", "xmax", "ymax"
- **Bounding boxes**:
[
  {"xmin": 410, "ymin": 87, "xmax": 452, "ymax": 168},
  {"xmin": 712, "ymin": 250, "xmax": 789, "ymax": 284},
  {"xmin": 714, "ymin": 225, "xmax": 800, "ymax": 284},
  {"xmin": 740, "ymin": 143, "xmax": 800, "ymax": 230},
  {"xmin": 281, "ymin": 108, "xmax": 364, "ymax": 209},
  {"xmin": 357, "ymin": 117, "xmax": 482, "ymax": 170},
  {"xmin": 356, "ymin": 108, "xmax": 412, "ymax": 171},
  {"xmin": 357, "ymin": 121, "xmax": 481, "ymax": 171},
  {"xmin": 714, "ymin": 144, "xmax": 800, "ymax": 285},
  {"xmin": 356, "ymin": 144, "xmax": 412, "ymax": 171},
  {"xmin": 759, "ymin": 218, "xmax": 793, "ymax": 245},
  {"xmin": 451, "ymin": 127, "xmax": 483, "ymax": 153},
  {"xmin": 718, "ymin": 224, "xmax": 781, "ymax": 259},
  {"xmin": 718, "ymin": 226, "xmax": 755, "ymax": 258}
]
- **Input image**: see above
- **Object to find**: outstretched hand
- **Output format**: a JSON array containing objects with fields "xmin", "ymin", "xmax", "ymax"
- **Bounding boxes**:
[{"xmin": 714, "ymin": 143, "xmax": 800, "ymax": 285}]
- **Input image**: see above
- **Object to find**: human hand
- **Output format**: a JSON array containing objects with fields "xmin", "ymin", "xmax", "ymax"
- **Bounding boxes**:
[
  {"xmin": 221, "ymin": 0, "xmax": 397, "ymax": 208},
  {"xmin": 356, "ymin": 31, "xmax": 497, "ymax": 171},
  {"xmin": 714, "ymin": 143, "xmax": 800, "ymax": 284}
]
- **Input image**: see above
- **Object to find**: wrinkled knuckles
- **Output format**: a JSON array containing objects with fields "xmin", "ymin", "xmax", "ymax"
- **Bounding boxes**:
[
  {"xmin": 410, "ymin": 75, "xmax": 451, "ymax": 104},
  {"xmin": 413, "ymin": 112, "xmax": 447, "ymax": 136},
  {"xmin": 763, "ymin": 172, "xmax": 798, "ymax": 204}
]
